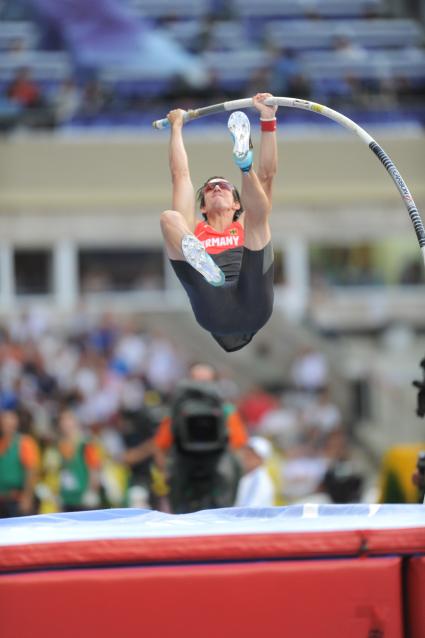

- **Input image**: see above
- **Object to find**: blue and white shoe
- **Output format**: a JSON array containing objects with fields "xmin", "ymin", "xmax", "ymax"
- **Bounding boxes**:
[
  {"xmin": 181, "ymin": 234, "xmax": 225, "ymax": 287},
  {"xmin": 228, "ymin": 111, "xmax": 253, "ymax": 172}
]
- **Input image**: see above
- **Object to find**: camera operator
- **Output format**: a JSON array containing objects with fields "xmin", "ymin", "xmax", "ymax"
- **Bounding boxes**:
[
  {"xmin": 152, "ymin": 362, "xmax": 247, "ymax": 513},
  {"xmin": 378, "ymin": 357, "xmax": 425, "ymax": 505},
  {"xmin": 413, "ymin": 357, "xmax": 425, "ymax": 419},
  {"xmin": 412, "ymin": 451, "xmax": 425, "ymax": 503},
  {"xmin": 0, "ymin": 409, "xmax": 40, "ymax": 517},
  {"xmin": 411, "ymin": 357, "xmax": 425, "ymax": 503}
]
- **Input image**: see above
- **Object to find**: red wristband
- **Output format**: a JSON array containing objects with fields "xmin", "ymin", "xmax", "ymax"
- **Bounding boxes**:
[{"xmin": 260, "ymin": 118, "xmax": 277, "ymax": 132}]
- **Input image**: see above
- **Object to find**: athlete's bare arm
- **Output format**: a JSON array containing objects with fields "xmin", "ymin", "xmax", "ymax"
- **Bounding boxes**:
[
  {"xmin": 239, "ymin": 93, "xmax": 278, "ymax": 250},
  {"xmin": 168, "ymin": 109, "xmax": 196, "ymax": 232},
  {"xmin": 254, "ymin": 93, "xmax": 278, "ymax": 206}
]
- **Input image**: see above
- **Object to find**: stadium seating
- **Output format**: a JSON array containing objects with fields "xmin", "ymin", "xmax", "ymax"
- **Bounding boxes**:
[
  {"xmin": 231, "ymin": 0, "xmax": 384, "ymax": 19},
  {"xmin": 0, "ymin": 0, "xmax": 424, "ymax": 125},
  {"xmin": 300, "ymin": 49, "xmax": 425, "ymax": 79},
  {"xmin": 130, "ymin": 0, "xmax": 211, "ymax": 19},
  {"xmin": 264, "ymin": 18, "xmax": 424, "ymax": 50},
  {"xmin": 0, "ymin": 51, "xmax": 71, "ymax": 81},
  {"xmin": 0, "ymin": 20, "xmax": 38, "ymax": 49}
]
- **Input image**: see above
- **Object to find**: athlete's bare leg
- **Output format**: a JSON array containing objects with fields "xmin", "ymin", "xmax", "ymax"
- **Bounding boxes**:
[{"xmin": 160, "ymin": 209, "xmax": 191, "ymax": 260}]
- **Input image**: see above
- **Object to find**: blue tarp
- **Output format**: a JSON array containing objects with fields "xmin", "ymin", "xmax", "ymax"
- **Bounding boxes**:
[
  {"xmin": 0, "ymin": 505, "xmax": 424, "ymax": 546},
  {"xmin": 29, "ymin": 0, "xmax": 206, "ymax": 83}
]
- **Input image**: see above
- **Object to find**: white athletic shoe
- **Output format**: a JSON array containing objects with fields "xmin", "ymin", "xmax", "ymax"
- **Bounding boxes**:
[
  {"xmin": 181, "ymin": 234, "xmax": 225, "ymax": 287},
  {"xmin": 228, "ymin": 111, "xmax": 253, "ymax": 172}
]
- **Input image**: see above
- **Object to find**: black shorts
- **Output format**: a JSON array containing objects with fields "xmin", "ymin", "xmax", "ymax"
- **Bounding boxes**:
[{"xmin": 170, "ymin": 242, "xmax": 274, "ymax": 352}]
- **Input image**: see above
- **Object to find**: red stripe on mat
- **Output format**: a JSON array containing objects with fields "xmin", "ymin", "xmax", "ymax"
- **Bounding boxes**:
[{"xmin": 1, "ymin": 527, "xmax": 424, "ymax": 572}]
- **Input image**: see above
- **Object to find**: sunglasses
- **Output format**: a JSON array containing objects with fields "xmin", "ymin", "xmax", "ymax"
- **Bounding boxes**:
[{"xmin": 203, "ymin": 180, "xmax": 233, "ymax": 194}]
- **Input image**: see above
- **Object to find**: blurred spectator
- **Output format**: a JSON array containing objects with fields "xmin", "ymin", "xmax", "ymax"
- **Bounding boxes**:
[
  {"xmin": 56, "ymin": 408, "xmax": 102, "ymax": 511},
  {"xmin": 162, "ymin": 69, "xmax": 227, "ymax": 110},
  {"xmin": 289, "ymin": 346, "xmax": 329, "ymax": 394},
  {"xmin": 189, "ymin": 14, "xmax": 216, "ymax": 54},
  {"xmin": 210, "ymin": 1, "xmax": 238, "ymax": 21},
  {"xmin": 247, "ymin": 341, "xmax": 287, "ymax": 391},
  {"xmin": 257, "ymin": 398, "xmax": 300, "ymax": 452},
  {"xmin": 331, "ymin": 33, "xmax": 368, "ymax": 62},
  {"xmin": 281, "ymin": 453, "xmax": 329, "ymax": 503},
  {"xmin": 286, "ymin": 72, "xmax": 312, "ymax": 101},
  {"xmin": 268, "ymin": 47, "xmax": 312, "ymax": 100},
  {"xmin": 120, "ymin": 406, "xmax": 157, "ymax": 508},
  {"xmin": 0, "ymin": 96, "xmax": 22, "ymax": 132},
  {"xmin": 189, "ymin": 362, "xmax": 219, "ymax": 383},
  {"xmin": 279, "ymin": 404, "xmax": 352, "ymax": 504},
  {"xmin": 399, "ymin": 258, "xmax": 425, "ymax": 285},
  {"xmin": 293, "ymin": 457, "xmax": 364, "ymax": 504},
  {"xmin": 113, "ymin": 318, "xmax": 148, "ymax": 377},
  {"xmin": 7, "ymin": 66, "xmax": 42, "ymax": 109},
  {"xmin": 5, "ymin": 67, "xmax": 54, "ymax": 128},
  {"xmin": 8, "ymin": 306, "xmax": 51, "ymax": 343},
  {"xmin": 145, "ymin": 332, "xmax": 186, "ymax": 396},
  {"xmin": 301, "ymin": 0, "xmax": 322, "ymax": 21},
  {"xmin": 76, "ymin": 356, "xmax": 121, "ymax": 427},
  {"xmin": 79, "ymin": 78, "xmax": 111, "ymax": 120},
  {"xmin": 322, "ymin": 459, "xmax": 364, "ymax": 503},
  {"xmin": 301, "ymin": 386, "xmax": 343, "ymax": 449},
  {"xmin": 237, "ymin": 384, "xmax": 280, "ymax": 432},
  {"xmin": 88, "ymin": 311, "xmax": 118, "ymax": 356},
  {"xmin": 362, "ymin": 0, "xmax": 382, "ymax": 19},
  {"xmin": 379, "ymin": 442, "xmax": 425, "ymax": 503},
  {"xmin": 339, "ymin": 75, "xmax": 373, "ymax": 109},
  {"xmin": 234, "ymin": 436, "xmax": 275, "ymax": 507},
  {"xmin": 52, "ymin": 77, "xmax": 82, "ymax": 125},
  {"xmin": 412, "ymin": 451, "xmax": 425, "ymax": 503},
  {"xmin": 87, "ymin": 416, "xmax": 129, "ymax": 508},
  {"xmin": 0, "ymin": 409, "xmax": 40, "ymax": 517},
  {"xmin": 36, "ymin": 419, "xmax": 62, "ymax": 513}
]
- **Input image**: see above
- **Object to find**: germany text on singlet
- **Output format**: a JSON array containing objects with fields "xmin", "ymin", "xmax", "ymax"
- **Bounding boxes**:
[{"xmin": 194, "ymin": 220, "xmax": 244, "ymax": 283}]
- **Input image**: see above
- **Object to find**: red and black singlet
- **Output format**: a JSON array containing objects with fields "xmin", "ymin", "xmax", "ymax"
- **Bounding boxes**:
[{"xmin": 194, "ymin": 220, "xmax": 244, "ymax": 282}]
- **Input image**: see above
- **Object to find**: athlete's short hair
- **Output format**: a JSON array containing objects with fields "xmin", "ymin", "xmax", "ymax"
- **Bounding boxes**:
[{"xmin": 196, "ymin": 176, "xmax": 244, "ymax": 222}]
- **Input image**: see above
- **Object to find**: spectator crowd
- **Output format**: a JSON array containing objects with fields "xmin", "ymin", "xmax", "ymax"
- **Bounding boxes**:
[{"xmin": 0, "ymin": 308, "xmax": 382, "ymax": 518}]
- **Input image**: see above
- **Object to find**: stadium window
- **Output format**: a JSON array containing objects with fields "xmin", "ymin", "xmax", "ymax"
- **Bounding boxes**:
[
  {"xmin": 309, "ymin": 243, "xmax": 385, "ymax": 287},
  {"xmin": 273, "ymin": 248, "xmax": 286, "ymax": 285},
  {"xmin": 398, "ymin": 257, "xmax": 425, "ymax": 285},
  {"xmin": 78, "ymin": 247, "xmax": 165, "ymax": 293},
  {"xmin": 14, "ymin": 249, "xmax": 52, "ymax": 295}
]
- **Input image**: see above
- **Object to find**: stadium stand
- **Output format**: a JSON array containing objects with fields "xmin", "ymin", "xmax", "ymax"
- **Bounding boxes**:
[
  {"xmin": 264, "ymin": 19, "xmax": 424, "ymax": 50},
  {"xmin": 0, "ymin": 0, "xmax": 423, "ymax": 128},
  {"xmin": 231, "ymin": 0, "xmax": 385, "ymax": 19}
]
